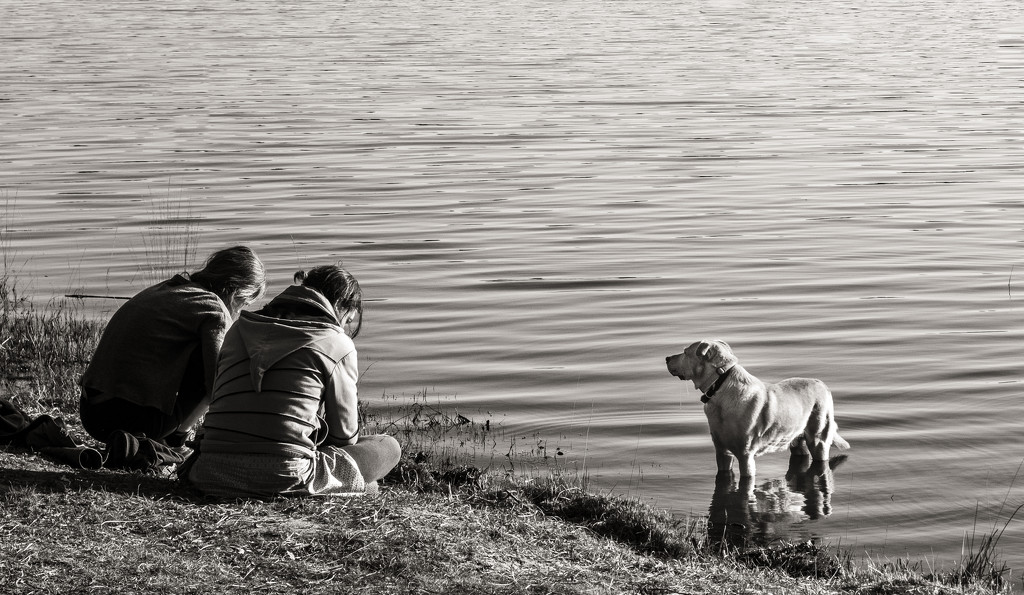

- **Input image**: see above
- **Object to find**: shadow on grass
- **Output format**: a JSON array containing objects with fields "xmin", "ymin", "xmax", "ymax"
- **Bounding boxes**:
[
  {"xmin": 0, "ymin": 456, "xmax": 199, "ymax": 501},
  {"xmin": 1, "ymin": 448, "xmax": 484, "ymax": 504}
]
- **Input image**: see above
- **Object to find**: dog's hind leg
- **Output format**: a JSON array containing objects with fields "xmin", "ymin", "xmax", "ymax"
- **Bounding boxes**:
[
  {"xmin": 712, "ymin": 435, "xmax": 735, "ymax": 474},
  {"xmin": 789, "ymin": 435, "xmax": 810, "ymax": 456},
  {"xmin": 716, "ymin": 449, "xmax": 735, "ymax": 473},
  {"xmin": 736, "ymin": 452, "xmax": 756, "ymax": 478}
]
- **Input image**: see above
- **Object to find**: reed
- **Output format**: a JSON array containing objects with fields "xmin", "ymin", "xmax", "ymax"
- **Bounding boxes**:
[
  {"xmin": 360, "ymin": 389, "xmax": 494, "ymax": 466},
  {"xmin": 952, "ymin": 514, "xmax": 1016, "ymax": 591},
  {"xmin": 134, "ymin": 187, "xmax": 202, "ymax": 285},
  {"xmin": 942, "ymin": 469, "xmax": 1024, "ymax": 591},
  {"xmin": 5, "ymin": 223, "xmax": 85, "ymax": 412},
  {"xmin": 1, "ymin": 284, "xmax": 103, "ymax": 419},
  {"xmin": 1, "ymin": 193, "xmax": 24, "ymax": 313}
]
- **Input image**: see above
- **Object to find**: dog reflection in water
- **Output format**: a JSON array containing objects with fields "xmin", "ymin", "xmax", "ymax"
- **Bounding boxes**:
[{"xmin": 708, "ymin": 453, "xmax": 847, "ymax": 546}]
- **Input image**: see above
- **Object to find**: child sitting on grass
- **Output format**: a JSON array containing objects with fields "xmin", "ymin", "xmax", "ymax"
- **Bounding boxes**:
[
  {"xmin": 186, "ymin": 264, "xmax": 401, "ymax": 497},
  {"xmin": 79, "ymin": 245, "xmax": 266, "ymax": 470}
]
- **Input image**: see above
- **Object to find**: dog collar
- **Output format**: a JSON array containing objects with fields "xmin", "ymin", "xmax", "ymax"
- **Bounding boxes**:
[{"xmin": 700, "ymin": 366, "xmax": 735, "ymax": 404}]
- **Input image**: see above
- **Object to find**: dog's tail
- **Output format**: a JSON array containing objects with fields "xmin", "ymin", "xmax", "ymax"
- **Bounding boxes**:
[{"xmin": 831, "ymin": 433, "xmax": 850, "ymax": 450}]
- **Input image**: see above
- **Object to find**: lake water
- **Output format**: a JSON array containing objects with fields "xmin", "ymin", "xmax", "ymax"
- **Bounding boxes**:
[{"xmin": 3, "ymin": 0, "xmax": 1023, "ymax": 579}]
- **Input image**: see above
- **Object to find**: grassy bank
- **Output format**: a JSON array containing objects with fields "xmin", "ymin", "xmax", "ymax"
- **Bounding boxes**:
[{"xmin": 0, "ymin": 282, "xmax": 1015, "ymax": 594}]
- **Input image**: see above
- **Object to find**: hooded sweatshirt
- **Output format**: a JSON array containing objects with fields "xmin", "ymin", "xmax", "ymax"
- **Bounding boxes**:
[{"xmin": 198, "ymin": 284, "xmax": 359, "ymax": 459}]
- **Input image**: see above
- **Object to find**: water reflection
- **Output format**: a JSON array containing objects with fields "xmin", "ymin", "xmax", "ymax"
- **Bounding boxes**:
[{"xmin": 708, "ymin": 454, "xmax": 847, "ymax": 546}]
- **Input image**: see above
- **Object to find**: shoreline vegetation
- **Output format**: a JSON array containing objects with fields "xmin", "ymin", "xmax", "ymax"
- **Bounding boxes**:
[{"xmin": 0, "ymin": 275, "xmax": 1016, "ymax": 594}]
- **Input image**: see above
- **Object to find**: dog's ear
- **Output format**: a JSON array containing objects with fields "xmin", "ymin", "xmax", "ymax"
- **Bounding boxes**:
[{"xmin": 698, "ymin": 340, "xmax": 737, "ymax": 374}]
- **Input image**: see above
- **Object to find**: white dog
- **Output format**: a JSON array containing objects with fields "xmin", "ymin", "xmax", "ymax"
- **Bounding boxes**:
[{"xmin": 665, "ymin": 340, "xmax": 849, "ymax": 478}]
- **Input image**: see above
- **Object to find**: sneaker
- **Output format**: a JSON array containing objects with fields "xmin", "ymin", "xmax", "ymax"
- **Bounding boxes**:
[
  {"xmin": 103, "ymin": 430, "xmax": 140, "ymax": 469},
  {"xmin": 163, "ymin": 431, "xmax": 190, "ymax": 449}
]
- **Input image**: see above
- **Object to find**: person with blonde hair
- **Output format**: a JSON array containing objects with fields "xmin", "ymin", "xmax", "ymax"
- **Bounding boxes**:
[
  {"xmin": 187, "ymin": 264, "xmax": 401, "ymax": 497},
  {"xmin": 80, "ymin": 245, "xmax": 266, "ymax": 468}
]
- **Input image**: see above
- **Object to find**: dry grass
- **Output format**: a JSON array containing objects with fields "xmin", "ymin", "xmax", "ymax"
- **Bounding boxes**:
[{"xmin": 0, "ymin": 445, "xmax": 1011, "ymax": 595}]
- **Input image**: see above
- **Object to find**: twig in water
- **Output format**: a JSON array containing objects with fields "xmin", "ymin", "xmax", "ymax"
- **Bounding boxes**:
[{"xmin": 65, "ymin": 294, "xmax": 131, "ymax": 301}]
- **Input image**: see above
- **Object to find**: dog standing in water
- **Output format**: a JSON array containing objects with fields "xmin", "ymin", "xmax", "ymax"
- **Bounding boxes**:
[{"xmin": 665, "ymin": 340, "xmax": 849, "ymax": 478}]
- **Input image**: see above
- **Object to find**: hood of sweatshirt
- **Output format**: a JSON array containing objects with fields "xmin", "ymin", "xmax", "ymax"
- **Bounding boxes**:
[{"xmin": 231, "ymin": 285, "xmax": 353, "ymax": 392}]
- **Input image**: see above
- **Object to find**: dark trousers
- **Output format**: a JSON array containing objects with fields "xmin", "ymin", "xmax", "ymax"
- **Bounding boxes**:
[
  {"xmin": 80, "ymin": 392, "xmax": 178, "ymax": 443},
  {"xmin": 80, "ymin": 348, "xmax": 206, "ymax": 444}
]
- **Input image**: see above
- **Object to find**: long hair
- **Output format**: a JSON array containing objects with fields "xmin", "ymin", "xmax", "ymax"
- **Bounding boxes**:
[
  {"xmin": 190, "ymin": 245, "xmax": 267, "ymax": 305},
  {"xmin": 294, "ymin": 264, "xmax": 363, "ymax": 337}
]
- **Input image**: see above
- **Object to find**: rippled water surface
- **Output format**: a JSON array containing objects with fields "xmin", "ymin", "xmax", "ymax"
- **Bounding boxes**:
[{"xmin": 3, "ymin": 0, "xmax": 1024, "ymax": 575}]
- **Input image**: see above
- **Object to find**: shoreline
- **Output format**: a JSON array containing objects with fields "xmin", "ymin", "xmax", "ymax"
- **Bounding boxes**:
[
  {"xmin": 0, "ymin": 441, "xmax": 1012, "ymax": 595},
  {"xmin": 0, "ymin": 282, "xmax": 1015, "ymax": 594}
]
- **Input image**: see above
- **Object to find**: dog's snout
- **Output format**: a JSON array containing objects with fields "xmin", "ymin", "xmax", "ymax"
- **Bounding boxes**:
[{"xmin": 665, "ymin": 354, "xmax": 687, "ymax": 379}]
